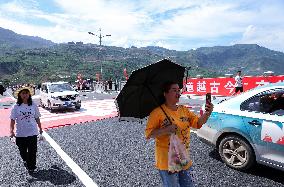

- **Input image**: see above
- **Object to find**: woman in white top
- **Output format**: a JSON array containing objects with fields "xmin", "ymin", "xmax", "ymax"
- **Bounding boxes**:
[{"xmin": 10, "ymin": 87, "xmax": 42, "ymax": 173}]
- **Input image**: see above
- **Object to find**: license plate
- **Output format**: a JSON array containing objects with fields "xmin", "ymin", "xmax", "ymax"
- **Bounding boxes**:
[{"xmin": 65, "ymin": 101, "xmax": 71, "ymax": 105}]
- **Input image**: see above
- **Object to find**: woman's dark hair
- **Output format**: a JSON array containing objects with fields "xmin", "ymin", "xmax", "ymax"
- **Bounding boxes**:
[
  {"xmin": 17, "ymin": 89, "xmax": 32, "ymax": 106},
  {"xmin": 162, "ymin": 81, "xmax": 179, "ymax": 93},
  {"xmin": 159, "ymin": 81, "xmax": 180, "ymax": 104}
]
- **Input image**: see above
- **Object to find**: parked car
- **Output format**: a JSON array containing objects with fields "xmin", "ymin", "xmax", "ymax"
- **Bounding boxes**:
[
  {"xmin": 40, "ymin": 82, "xmax": 81, "ymax": 112},
  {"xmin": 197, "ymin": 82, "xmax": 284, "ymax": 171}
]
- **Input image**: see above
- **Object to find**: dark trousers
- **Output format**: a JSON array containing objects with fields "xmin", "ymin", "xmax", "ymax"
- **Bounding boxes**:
[
  {"xmin": 235, "ymin": 87, "xmax": 243, "ymax": 93},
  {"xmin": 16, "ymin": 135, "xmax": 37, "ymax": 170}
]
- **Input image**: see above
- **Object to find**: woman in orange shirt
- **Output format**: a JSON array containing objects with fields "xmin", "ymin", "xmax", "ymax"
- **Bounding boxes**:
[{"xmin": 145, "ymin": 82, "xmax": 213, "ymax": 187}]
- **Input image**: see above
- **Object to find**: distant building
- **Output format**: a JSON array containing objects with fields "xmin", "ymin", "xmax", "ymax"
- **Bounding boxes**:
[
  {"xmin": 225, "ymin": 74, "xmax": 233, "ymax": 78},
  {"xmin": 76, "ymin": 42, "xmax": 83, "ymax": 45},
  {"xmin": 264, "ymin": 71, "xmax": 274, "ymax": 76},
  {"xmin": 68, "ymin": 42, "xmax": 75, "ymax": 45}
]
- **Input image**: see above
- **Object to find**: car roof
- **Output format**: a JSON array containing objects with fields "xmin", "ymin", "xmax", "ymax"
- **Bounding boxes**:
[{"xmin": 217, "ymin": 82, "xmax": 284, "ymax": 109}]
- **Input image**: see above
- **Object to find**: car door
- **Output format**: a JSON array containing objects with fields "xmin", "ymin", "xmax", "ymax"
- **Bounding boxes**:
[{"xmin": 240, "ymin": 88, "xmax": 284, "ymax": 169}]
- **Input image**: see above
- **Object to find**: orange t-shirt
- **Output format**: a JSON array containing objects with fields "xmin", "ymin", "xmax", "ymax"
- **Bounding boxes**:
[{"xmin": 145, "ymin": 104, "xmax": 199, "ymax": 170}]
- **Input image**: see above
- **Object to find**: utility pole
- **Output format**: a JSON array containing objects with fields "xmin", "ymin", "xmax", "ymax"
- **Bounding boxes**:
[
  {"xmin": 88, "ymin": 28, "xmax": 111, "ymax": 47},
  {"xmin": 88, "ymin": 28, "xmax": 111, "ymax": 81}
]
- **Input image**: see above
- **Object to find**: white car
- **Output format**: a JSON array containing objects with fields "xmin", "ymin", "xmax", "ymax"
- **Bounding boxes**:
[
  {"xmin": 197, "ymin": 82, "xmax": 284, "ymax": 171},
  {"xmin": 40, "ymin": 82, "xmax": 81, "ymax": 112}
]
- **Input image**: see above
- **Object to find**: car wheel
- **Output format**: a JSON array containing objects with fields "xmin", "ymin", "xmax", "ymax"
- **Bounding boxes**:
[{"xmin": 218, "ymin": 135, "xmax": 255, "ymax": 171}]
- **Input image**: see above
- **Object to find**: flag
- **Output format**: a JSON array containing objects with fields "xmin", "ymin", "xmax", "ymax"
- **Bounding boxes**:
[{"xmin": 123, "ymin": 68, "xmax": 128, "ymax": 80}]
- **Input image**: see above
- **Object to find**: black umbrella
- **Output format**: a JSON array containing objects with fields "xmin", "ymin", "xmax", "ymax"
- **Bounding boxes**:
[{"xmin": 116, "ymin": 59, "xmax": 186, "ymax": 119}]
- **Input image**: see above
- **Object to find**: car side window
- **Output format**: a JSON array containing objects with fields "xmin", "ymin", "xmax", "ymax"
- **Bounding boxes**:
[
  {"xmin": 42, "ymin": 85, "xmax": 48, "ymax": 93},
  {"xmin": 268, "ymin": 90, "xmax": 284, "ymax": 116},
  {"xmin": 241, "ymin": 88, "xmax": 284, "ymax": 116},
  {"xmin": 240, "ymin": 95, "xmax": 261, "ymax": 112}
]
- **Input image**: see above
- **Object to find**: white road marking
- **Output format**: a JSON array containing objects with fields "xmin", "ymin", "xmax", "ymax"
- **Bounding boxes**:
[
  {"xmin": 38, "ymin": 100, "xmax": 118, "ymax": 121},
  {"xmin": 42, "ymin": 131, "xmax": 98, "ymax": 187}
]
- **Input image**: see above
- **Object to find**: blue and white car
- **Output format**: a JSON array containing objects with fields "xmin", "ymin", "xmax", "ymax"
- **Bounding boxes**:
[{"xmin": 197, "ymin": 82, "xmax": 284, "ymax": 171}]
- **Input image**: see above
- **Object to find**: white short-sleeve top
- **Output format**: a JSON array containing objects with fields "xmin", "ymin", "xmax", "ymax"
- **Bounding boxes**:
[{"xmin": 10, "ymin": 102, "xmax": 41, "ymax": 137}]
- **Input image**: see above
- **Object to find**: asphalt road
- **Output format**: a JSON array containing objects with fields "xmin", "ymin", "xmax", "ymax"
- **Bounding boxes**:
[
  {"xmin": 46, "ymin": 118, "xmax": 284, "ymax": 187},
  {"xmin": 2, "ymin": 90, "xmax": 283, "ymax": 187},
  {"xmin": 0, "ymin": 136, "xmax": 84, "ymax": 186}
]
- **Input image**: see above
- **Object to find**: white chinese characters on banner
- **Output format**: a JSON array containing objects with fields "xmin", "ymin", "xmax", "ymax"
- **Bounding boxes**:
[
  {"xmin": 224, "ymin": 81, "xmax": 235, "ymax": 93},
  {"xmin": 256, "ymin": 80, "xmax": 269, "ymax": 86},
  {"xmin": 210, "ymin": 81, "xmax": 220, "ymax": 94},
  {"xmin": 185, "ymin": 82, "xmax": 194, "ymax": 92},
  {"xmin": 197, "ymin": 81, "xmax": 206, "ymax": 92}
]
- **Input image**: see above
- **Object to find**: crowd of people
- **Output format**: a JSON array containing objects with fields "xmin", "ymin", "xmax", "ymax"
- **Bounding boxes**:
[{"xmin": 76, "ymin": 78, "xmax": 120, "ymax": 93}]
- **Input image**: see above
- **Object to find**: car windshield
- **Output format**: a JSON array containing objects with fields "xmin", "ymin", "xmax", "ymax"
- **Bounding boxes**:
[{"xmin": 49, "ymin": 83, "xmax": 73, "ymax": 92}]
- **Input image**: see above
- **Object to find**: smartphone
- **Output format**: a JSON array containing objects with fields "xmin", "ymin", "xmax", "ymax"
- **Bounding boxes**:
[{"xmin": 206, "ymin": 93, "xmax": 211, "ymax": 107}]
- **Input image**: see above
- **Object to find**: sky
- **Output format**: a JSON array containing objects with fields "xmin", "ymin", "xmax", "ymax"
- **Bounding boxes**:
[{"xmin": 0, "ymin": 0, "xmax": 284, "ymax": 52}]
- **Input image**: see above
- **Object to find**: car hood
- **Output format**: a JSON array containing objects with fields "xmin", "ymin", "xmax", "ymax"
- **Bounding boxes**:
[{"xmin": 49, "ymin": 91, "xmax": 79, "ymax": 97}]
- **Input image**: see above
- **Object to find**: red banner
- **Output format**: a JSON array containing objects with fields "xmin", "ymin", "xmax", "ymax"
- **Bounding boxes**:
[{"xmin": 183, "ymin": 75, "xmax": 284, "ymax": 96}]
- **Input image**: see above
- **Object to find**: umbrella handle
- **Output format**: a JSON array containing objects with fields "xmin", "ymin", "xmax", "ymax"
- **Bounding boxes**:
[{"xmin": 145, "ymin": 85, "xmax": 172, "ymax": 125}]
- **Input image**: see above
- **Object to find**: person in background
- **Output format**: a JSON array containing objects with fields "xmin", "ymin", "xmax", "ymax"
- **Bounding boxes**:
[
  {"xmin": 108, "ymin": 78, "xmax": 113, "ymax": 91},
  {"xmin": 104, "ymin": 80, "xmax": 108, "ymax": 92},
  {"xmin": 269, "ymin": 92, "xmax": 284, "ymax": 113},
  {"xmin": 115, "ymin": 79, "xmax": 118, "ymax": 91},
  {"xmin": 233, "ymin": 70, "xmax": 243, "ymax": 95},
  {"xmin": 10, "ymin": 87, "xmax": 43, "ymax": 174},
  {"xmin": 145, "ymin": 81, "xmax": 213, "ymax": 187},
  {"xmin": 0, "ymin": 84, "xmax": 5, "ymax": 96}
]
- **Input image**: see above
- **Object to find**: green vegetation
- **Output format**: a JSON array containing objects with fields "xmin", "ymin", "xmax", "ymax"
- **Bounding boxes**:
[{"xmin": 0, "ymin": 27, "xmax": 284, "ymax": 85}]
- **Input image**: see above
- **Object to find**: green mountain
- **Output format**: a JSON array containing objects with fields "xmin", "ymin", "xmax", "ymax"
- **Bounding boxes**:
[
  {"xmin": 0, "ymin": 27, "xmax": 54, "ymax": 54},
  {"xmin": 0, "ymin": 27, "xmax": 283, "ymax": 85},
  {"xmin": 190, "ymin": 44, "xmax": 284, "ymax": 75}
]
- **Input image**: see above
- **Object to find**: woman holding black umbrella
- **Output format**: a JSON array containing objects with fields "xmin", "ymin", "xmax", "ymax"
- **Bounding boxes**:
[{"xmin": 145, "ymin": 81, "xmax": 213, "ymax": 187}]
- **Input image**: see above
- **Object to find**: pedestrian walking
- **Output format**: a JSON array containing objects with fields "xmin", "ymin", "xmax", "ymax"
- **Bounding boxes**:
[
  {"xmin": 0, "ymin": 84, "xmax": 5, "ymax": 96},
  {"xmin": 145, "ymin": 82, "xmax": 213, "ymax": 187},
  {"xmin": 9, "ymin": 87, "xmax": 43, "ymax": 174},
  {"xmin": 115, "ymin": 79, "xmax": 118, "ymax": 91},
  {"xmin": 108, "ymin": 78, "xmax": 113, "ymax": 91},
  {"xmin": 233, "ymin": 70, "xmax": 243, "ymax": 95},
  {"xmin": 104, "ymin": 80, "xmax": 108, "ymax": 92}
]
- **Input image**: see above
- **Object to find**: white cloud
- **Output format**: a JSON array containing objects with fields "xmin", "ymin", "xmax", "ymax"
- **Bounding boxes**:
[
  {"xmin": 235, "ymin": 25, "xmax": 284, "ymax": 52},
  {"xmin": 0, "ymin": 0, "xmax": 283, "ymax": 52}
]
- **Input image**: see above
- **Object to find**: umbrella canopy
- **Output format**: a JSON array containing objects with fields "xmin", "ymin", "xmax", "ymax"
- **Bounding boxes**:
[{"xmin": 116, "ymin": 59, "xmax": 186, "ymax": 119}]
